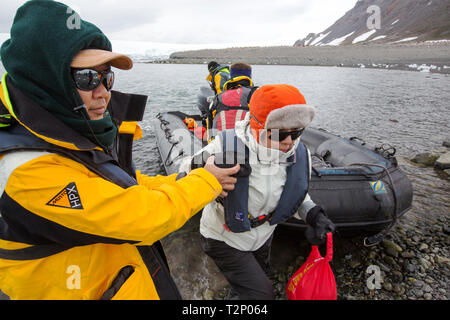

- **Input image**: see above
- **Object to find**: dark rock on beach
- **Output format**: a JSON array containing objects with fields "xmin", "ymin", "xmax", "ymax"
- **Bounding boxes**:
[
  {"xmin": 435, "ymin": 152, "xmax": 450, "ymax": 170},
  {"xmin": 410, "ymin": 149, "xmax": 450, "ymax": 170},
  {"xmin": 410, "ymin": 152, "xmax": 439, "ymax": 166},
  {"xmin": 443, "ymin": 140, "xmax": 450, "ymax": 148}
]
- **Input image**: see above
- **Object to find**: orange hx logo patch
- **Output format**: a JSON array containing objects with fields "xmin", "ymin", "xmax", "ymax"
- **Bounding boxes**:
[{"xmin": 46, "ymin": 182, "xmax": 83, "ymax": 209}]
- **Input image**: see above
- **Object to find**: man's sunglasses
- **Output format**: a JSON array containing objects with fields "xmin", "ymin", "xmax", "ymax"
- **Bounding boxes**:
[
  {"xmin": 72, "ymin": 68, "xmax": 115, "ymax": 91},
  {"xmin": 268, "ymin": 128, "xmax": 304, "ymax": 142}
]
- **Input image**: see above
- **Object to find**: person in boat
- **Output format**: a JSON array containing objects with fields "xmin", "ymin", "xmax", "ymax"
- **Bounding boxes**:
[
  {"xmin": 206, "ymin": 61, "xmax": 230, "ymax": 95},
  {"xmin": 180, "ymin": 84, "xmax": 336, "ymax": 300},
  {"xmin": 208, "ymin": 62, "xmax": 258, "ymax": 135},
  {"xmin": 0, "ymin": 1, "xmax": 239, "ymax": 300}
]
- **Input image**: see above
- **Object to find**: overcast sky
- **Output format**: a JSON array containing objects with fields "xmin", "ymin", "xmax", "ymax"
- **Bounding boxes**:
[{"xmin": 1, "ymin": 0, "xmax": 358, "ymax": 47}]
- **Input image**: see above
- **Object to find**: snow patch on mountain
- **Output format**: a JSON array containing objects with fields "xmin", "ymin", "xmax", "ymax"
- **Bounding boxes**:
[
  {"xmin": 309, "ymin": 32, "xmax": 332, "ymax": 46},
  {"xmin": 352, "ymin": 29, "xmax": 377, "ymax": 44},
  {"xmin": 327, "ymin": 31, "xmax": 355, "ymax": 46},
  {"xmin": 370, "ymin": 35, "xmax": 387, "ymax": 41},
  {"xmin": 392, "ymin": 37, "xmax": 419, "ymax": 43}
]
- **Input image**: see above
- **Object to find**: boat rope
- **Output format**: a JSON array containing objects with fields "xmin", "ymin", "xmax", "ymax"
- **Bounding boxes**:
[
  {"xmin": 164, "ymin": 143, "xmax": 184, "ymax": 167},
  {"xmin": 375, "ymin": 143, "xmax": 396, "ymax": 159},
  {"xmin": 156, "ymin": 113, "xmax": 185, "ymax": 167},
  {"xmin": 348, "ymin": 162, "xmax": 399, "ymax": 247},
  {"xmin": 349, "ymin": 136, "xmax": 366, "ymax": 146}
]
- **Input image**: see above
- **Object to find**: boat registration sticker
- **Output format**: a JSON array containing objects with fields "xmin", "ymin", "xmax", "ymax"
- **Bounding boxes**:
[{"xmin": 370, "ymin": 181, "xmax": 387, "ymax": 195}]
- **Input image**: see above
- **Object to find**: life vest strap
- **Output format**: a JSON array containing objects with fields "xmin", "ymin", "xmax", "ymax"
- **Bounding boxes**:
[{"xmin": 248, "ymin": 211, "xmax": 274, "ymax": 228}]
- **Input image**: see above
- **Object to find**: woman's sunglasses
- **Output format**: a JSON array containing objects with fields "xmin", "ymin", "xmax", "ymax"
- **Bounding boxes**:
[
  {"xmin": 72, "ymin": 68, "xmax": 115, "ymax": 91},
  {"xmin": 268, "ymin": 128, "xmax": 304, "ymax": 142}
]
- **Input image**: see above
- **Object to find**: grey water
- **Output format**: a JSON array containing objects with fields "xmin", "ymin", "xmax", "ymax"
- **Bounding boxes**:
[
  {"xmin": 1, "ymin": 63, "xmax": 449, "ymax": 299},
  {"xmin": 109, "ymin": 64, "xmax": 450, "ymax": 172}
]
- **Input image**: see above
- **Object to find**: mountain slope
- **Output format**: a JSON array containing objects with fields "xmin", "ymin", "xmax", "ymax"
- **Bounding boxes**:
[{"xmin": 295, "ymin": 0, "xmax": 450, "ymax": 46}]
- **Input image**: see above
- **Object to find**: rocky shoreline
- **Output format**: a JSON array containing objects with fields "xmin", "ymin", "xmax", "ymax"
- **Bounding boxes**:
[
  {"xmin": 411, "ymin": 148, "xmax": 450, "ymax": 174},
  {"xmin": 156, "ymin": 42, "xmax": 450, "ymax": 74},
  {"xmin": 268, "ymin": 217, "xmax": 450, "ymax": 300}
]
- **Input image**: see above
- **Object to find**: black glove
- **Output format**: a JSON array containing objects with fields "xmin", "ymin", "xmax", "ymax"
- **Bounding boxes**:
[{"xmin": 305, "ymin": 206, "xmax": 336, "ymax": 245}]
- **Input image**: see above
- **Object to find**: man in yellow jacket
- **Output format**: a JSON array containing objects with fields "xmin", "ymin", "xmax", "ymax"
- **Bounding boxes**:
[
  {"xmin": 206, "ymin": 61, "xmax": 230, "ymax": 95},
  {"xmin": 0, "ymin": 1, "xmax": 239, "ymax": 300}
]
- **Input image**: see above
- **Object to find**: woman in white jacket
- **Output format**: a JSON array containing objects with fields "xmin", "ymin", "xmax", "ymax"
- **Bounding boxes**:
[{"xmin": 180, "ymin": 84, "xmax": 335, "ymax": 299}]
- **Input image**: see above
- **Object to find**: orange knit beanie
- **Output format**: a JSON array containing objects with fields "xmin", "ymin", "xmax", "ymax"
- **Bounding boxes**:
[{"xmin": 249, "ymin": 84, "xmax": 315, "ymax": 142}]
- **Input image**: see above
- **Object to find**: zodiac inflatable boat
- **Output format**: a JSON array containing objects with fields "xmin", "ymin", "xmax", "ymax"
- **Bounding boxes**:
[{"xmin": 152, "ymin": 88, "xmax": 413, "ymax": 242}]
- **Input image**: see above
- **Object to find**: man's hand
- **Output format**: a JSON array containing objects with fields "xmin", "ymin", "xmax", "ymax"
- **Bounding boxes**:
[{"xmin": 204, "ymin": 156, "xmax": 240, "ymax": 197}]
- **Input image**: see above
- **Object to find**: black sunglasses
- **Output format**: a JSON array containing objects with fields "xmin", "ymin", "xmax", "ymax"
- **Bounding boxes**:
[
  {"xmin": 72, "ymin": 68, "xmax": 115, "ymax": 91},
  {"xmin": 268, "ymin": 128, "xmax": 304, "ymax": 142}
]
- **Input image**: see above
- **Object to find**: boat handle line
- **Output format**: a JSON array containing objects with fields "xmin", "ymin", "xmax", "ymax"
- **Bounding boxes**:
[
  {"xmin": 311, "ymin": 165, "xmax": 322, "ymax": 177},
  {"xmin": 348, "ymin": 162, "xmax": 399, "ymax": 247}
]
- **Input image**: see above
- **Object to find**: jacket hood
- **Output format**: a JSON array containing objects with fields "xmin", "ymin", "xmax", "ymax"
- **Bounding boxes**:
[{"xmin": 0, "ymin": 0, "xmax": 117, "ymax": 148}]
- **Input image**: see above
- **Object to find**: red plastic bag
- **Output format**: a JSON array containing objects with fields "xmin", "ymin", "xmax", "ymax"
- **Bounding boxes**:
[{"xmin": 286, "ymin": 232, "xmax": 337, "ymax": 300}]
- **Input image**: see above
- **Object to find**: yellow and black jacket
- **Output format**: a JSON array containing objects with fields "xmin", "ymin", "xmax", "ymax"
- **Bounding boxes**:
[
  {"xmin": 206, "ymin": 65, "xmax": 230, "ymax": 94},
  {"xmin": 0, "ymin": 75, "xmax": 222, "ymax": 300}
]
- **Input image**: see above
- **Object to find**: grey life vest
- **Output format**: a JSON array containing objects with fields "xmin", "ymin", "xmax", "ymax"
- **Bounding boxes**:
[{"xmin": 219, "ymin": 129, "xmax": 310, "ymax": 233}]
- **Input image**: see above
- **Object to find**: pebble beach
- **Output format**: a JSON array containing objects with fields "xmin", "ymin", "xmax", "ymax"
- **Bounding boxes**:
[{"xmin": 164, "ymin": 42, "xmax": 450, "ymax": 74}]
